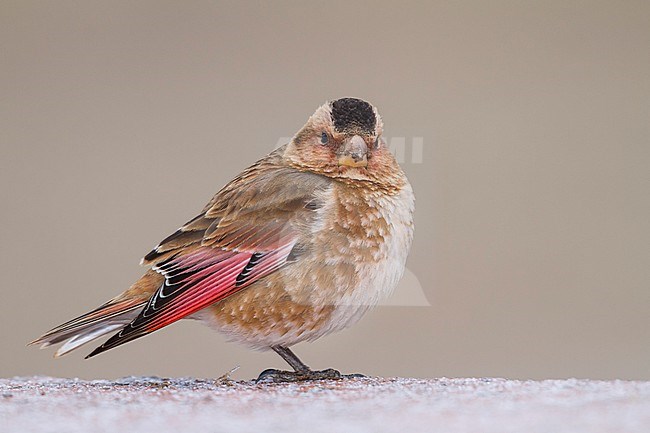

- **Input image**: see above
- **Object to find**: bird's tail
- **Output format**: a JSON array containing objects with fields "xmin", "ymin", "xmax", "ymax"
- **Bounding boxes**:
[
  {"xmin": 29, "ymin": 270, "xmax": 163, "ymax": 357},
  {"xmin": 29, "ymin": 298, "xmax": 146, "ymax": 357}
]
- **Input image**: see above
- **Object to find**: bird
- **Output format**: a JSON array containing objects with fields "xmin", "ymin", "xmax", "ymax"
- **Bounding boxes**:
[{"xmin": 30, "ymin": 97, "xmax": 415, "ymax": 382}]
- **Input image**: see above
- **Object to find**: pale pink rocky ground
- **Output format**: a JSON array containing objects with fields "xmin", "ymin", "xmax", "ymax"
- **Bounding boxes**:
[{"xmin": 1, "ymin": 376, "xmax": 649, "ymax": 433}]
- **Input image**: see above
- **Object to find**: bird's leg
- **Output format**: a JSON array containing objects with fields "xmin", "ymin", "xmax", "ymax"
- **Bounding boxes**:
[
  {"xmin": 255, "ymin": 346, "xmax": 364, "ymax": 383},
  {"xmin": 272, "ymin": 345, "xmax": 311, "ymax": 373}
]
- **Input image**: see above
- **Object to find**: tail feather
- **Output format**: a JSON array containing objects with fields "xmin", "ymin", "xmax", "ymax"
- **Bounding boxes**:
[
  {"xmin": 30, "ymin": 299, "xmax": 145, "ymax": 357},
  {"xmin": 54, "ymin": 323, "xmax": 126, "ymax": 357}
]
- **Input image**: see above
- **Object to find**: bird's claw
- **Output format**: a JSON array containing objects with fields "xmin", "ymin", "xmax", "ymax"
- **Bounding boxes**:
[{"xmin": 255, "ymin": 368, "xmax": 366, "ymax": 383}]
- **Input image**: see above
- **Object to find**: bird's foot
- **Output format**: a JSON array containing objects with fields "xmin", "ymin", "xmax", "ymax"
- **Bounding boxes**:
[{"xmin": 255, "ymin": 368, "xmax": 366, "ymax": 383}]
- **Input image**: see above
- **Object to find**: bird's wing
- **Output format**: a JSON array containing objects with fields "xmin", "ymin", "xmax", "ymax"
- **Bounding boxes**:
[{"xmin": 87, "ymin": 157, "xmax": 330, "ymax": 357}]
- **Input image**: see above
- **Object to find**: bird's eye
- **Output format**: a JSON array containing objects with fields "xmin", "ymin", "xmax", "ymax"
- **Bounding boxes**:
[{"xmin": 320, "ymin": 132, "xmax": 329, "ymax": 145}]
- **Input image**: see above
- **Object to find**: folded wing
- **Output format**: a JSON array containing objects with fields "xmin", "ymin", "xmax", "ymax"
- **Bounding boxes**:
[{"xmin": 86, "ymin": 157, "xmax": 330, "ymax": 357}]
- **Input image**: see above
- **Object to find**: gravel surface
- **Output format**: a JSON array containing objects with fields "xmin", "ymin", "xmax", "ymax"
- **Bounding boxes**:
[{"xmin": 1, "ymin": 376, "xmax": 649, "ymax": 433}]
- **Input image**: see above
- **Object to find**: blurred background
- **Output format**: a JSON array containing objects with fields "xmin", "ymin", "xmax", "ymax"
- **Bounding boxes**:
[{"xmin": 1, "ymin": 1, "xmax": 649, "ymax": 380}]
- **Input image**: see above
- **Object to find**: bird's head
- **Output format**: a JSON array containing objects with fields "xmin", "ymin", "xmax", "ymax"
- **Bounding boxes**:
[{"xmin": 285, "ymin": 98, "xmax": 404, "ymax": 191}]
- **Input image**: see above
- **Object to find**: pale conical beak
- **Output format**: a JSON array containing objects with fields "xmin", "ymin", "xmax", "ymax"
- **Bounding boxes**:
[{"xmin": 338, "ymin": 135, "xmax": 368, "ymax": 168}]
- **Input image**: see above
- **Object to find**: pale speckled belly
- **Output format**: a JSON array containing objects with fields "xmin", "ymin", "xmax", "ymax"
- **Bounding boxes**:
[{"xmin": 193, "ymin": 182, "xmax": 414, "ymax": 350}]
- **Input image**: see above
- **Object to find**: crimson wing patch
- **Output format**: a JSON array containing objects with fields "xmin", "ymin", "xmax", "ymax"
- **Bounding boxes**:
[{"xmin": 86, "ymin": 243, "xmax": 294, "ymax": 358}]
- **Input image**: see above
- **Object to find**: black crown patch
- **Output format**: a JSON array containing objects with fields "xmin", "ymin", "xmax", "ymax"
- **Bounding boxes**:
[{"xmin": 330, "ymin": 98, "xmax": 376, "ymax": 134}]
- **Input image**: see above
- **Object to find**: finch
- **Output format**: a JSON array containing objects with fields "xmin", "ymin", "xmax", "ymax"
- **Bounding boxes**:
[{"xmin": 31, "ymin": 97, "xmax": 415, "ymax": 382}]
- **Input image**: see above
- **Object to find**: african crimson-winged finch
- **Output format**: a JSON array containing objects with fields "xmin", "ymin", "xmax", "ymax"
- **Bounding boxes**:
[{"xmin": 32, "ymin": 98, "xmax": 414, "ymax": 381}]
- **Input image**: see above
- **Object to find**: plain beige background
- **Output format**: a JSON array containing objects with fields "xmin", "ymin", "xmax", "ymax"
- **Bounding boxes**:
[{"xmin": 1, "ymin": 1, "xmax": 649, "ymax": 380}]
